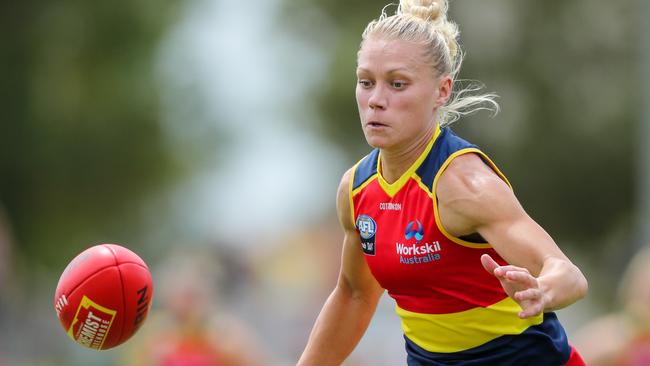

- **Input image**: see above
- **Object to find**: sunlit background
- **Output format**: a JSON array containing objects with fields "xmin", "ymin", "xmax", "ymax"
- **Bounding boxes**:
[{"xmin": 1, "ymin": 0, "xmax": 648, "ymax": 365}]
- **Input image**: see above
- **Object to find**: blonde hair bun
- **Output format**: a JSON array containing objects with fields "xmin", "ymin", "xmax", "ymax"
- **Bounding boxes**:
[
  {"xmin": 398, "ymin": 0, "xmax": 458, "ymax": 59},
  {"xmin": 399, "ymin": 0, "xmax": 446, "ymax": 22}
]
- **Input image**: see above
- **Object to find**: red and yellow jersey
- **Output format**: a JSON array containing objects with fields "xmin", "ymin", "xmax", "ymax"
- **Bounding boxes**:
[{"xmin": 350, "ymin": 125, "xmax": 575, "ymax": 364}]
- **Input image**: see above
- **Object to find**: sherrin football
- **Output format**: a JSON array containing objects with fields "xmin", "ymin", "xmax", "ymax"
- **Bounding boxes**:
[{"xmin": 54, "ymin": 244, "xmax": 154, "ymax": 350}]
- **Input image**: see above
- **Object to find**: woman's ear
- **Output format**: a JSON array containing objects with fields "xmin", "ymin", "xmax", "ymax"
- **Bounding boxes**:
[{"xmin": 435, "ymin": 75, "xmax": 453, "ymax": 109}]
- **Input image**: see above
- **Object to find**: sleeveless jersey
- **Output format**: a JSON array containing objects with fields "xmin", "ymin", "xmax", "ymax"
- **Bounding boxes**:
[{"xmin": 350, "ymin": 126, "xmax": 574, "ymax": 364}]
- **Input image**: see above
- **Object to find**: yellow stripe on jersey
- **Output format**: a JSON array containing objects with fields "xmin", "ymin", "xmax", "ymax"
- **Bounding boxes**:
[
  {"xmin": 412, "ymin": 174, "xmax": 434, "ymax": 199},
  {"xmin": 348, "ymin": 161, "xmax": 359, "ymax": 223},
  {"xmin": 351, "ymin": 173, "xmax": 377, "ymax": 197},
  {"xmin": 396, "ymin": 297, "xmax": 543, "ymax": 353}
]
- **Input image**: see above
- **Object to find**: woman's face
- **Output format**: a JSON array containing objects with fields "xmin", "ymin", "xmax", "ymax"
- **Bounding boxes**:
[{"xmin": 356, "ymin": 38, "xmax": 450, "ymax": 150}]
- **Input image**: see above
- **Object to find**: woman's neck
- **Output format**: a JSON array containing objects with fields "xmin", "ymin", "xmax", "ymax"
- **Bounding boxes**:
[{"xmin": 379, "ymin": 125, "xmax": 437, "ymax": 184}]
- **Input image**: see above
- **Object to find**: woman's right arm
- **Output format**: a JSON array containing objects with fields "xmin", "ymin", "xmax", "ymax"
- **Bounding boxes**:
[{"xmin": 297, "ymin": 169, "xmax": 384, "ymax": 366}]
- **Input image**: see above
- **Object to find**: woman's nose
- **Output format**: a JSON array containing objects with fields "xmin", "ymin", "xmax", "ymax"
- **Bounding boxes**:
[{"xmin": 368, "ymin": 87, "xmax": 387, "ymax": 110}]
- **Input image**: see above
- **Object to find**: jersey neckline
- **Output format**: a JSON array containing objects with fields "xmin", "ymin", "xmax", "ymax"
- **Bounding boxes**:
[{"xmin": 376, "ymin": 125, "xmax": 441, "ymax": 198}]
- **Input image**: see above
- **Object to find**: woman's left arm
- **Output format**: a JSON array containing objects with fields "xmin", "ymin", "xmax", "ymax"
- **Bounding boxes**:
[{"xmin": 437, "ymin": 154, "xmax": 588, "ymax": 319}]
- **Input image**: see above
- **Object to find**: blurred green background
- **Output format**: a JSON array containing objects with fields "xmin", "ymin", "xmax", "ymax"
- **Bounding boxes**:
[{"xmin": 0, "ymin": 0, "xmax": 647, "ymax": 365}]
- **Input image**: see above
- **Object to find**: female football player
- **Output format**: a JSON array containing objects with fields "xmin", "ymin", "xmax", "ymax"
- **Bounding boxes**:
[{"xmin": 298, "ymin": 0, "xmax": 588, "ymax": 365}]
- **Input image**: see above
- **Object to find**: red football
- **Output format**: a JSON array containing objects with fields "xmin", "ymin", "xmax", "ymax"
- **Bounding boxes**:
[{"xmin": 54, "ymin": 244, "xmax": 154, "ymax": 350}]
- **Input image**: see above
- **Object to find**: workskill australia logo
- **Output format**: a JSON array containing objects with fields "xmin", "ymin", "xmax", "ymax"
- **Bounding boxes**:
[
  {"xmin": 356, "ymin": 215, "xmax": 377, "ymax": 255},
  {"xmin": 397, "ymin": 219, "xmax": 441, "ymax": 265},
  {"xmin": 67, "ymin": 295, "xmax": 116, "ymax": 350}
]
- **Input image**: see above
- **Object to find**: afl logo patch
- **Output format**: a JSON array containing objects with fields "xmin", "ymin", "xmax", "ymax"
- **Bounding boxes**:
[
  {"xmin": 356, "ymin": 215, "xmax": 376, "ymax": 239},
  {"xmin": 356, "ymin": 215, "xmax": 377, "ymax": 255}
]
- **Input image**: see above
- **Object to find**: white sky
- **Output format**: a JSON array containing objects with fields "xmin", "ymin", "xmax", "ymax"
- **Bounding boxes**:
[{"xmin": 155, "ymin": 0, "xmax": 347, "ymax": 248}]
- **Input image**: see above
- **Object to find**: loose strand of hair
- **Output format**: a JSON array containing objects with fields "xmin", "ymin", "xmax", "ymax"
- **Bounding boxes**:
[{"xmin": 440, "ymin": 89, "xmax": 500, "ymax": 126}]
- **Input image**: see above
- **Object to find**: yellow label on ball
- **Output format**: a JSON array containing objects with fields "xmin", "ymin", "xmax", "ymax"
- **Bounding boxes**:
[{"xmin": 67, "ymin": 295, "xmax": 116, "ymax": 350}]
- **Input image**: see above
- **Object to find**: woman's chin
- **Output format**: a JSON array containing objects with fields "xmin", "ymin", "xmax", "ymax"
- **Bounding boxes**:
[{"xmin": 364, "ymin": 135, "xmax": 393, "ymax": 149}]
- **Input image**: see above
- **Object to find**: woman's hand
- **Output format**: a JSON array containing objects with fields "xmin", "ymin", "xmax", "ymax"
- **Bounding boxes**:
[{"xmin": 481, "ymin": 254, "xmax": 547, "ymax": 319}]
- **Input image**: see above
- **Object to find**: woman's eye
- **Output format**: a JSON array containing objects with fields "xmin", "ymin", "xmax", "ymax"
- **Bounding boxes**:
[
  {"xmin": 392, "ymin": 81, "xmax": 407, "ymax": 89},
  {"xmin": 358, "ymin": 80, "xmax": 373, "ymax": 88}
]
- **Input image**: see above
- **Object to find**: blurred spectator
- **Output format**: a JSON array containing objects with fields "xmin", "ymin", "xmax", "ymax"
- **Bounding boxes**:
[
  {"xmin": 121, "ymin": 247, "xmax": 266, "ymax": 366},
  {"xmin": 574, "ymin": 247, "xmax": 650, "ymax": 365},
  {"xmin": 251, "ymin": 218, "xmax": 342, "ymax": 361}
]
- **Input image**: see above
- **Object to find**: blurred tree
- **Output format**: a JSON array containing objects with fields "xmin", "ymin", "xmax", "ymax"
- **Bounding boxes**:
[
  {"xmin": 0, "ymin": 0, "xmax": 183, "ymax": 268},
  {"xmin": 277, "ymin": 0, "xmax": 640, "ymax": 263}
]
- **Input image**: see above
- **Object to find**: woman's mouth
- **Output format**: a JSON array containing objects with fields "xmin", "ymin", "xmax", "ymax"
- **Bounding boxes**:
[{"xmin": 367, "ymin": 121, "xmax": 387, "ymax": 127}]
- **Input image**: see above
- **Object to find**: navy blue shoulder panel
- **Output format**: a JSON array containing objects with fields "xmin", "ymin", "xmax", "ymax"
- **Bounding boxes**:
[
  {"xmin": 352, "ymin": 148, "xmax": 380, "ymax": 190},
  {"xmin": 416, "ymin": 127, "xmax": 478, "ymax": 191}
]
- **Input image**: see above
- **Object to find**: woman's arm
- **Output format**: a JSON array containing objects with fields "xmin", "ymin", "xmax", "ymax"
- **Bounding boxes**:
[
  {"xmin": 297, "ymin": 169, "xmax": 384, "ymax": 366},
  {"xmin": 437, "ymin": 153, "xmax": 588, "ymax": 318}
]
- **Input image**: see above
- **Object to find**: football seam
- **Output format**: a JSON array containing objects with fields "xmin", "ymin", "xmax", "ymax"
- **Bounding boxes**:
[
  {"xmin": 58, "ymin": 257, "xmax": 147, "ymax": 304},
  {"xmin": 100, "ymin": 244, "xmax": 150, "ymax": 269},
  {"xmin": 105, "ymin": 244, "xmax": 128, "ymax": 347},
  {"xmin": 60, "ymin": 266, "xmax": 113, "ymax": 301},
  {"xmin": 58, "ymin": 247, "xmax": 120, "ymax": 306}
]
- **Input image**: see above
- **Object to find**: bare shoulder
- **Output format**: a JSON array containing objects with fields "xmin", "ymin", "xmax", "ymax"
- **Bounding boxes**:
[
  {"xmin": 436, "ymin": 153, "xmax": 521, "ymax": 230},
  {"xmin": 437, "ymin": 153, "xmax": 512, "ymax": 204},
  {"xmin": 336, "ymin": 167, "xmax": 356, "ymax": 232}
]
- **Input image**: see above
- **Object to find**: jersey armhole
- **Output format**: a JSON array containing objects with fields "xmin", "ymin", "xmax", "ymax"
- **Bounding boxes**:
[{"xmin": 431, "ymin": 148, "xmax": 511, "ymax": 249}]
